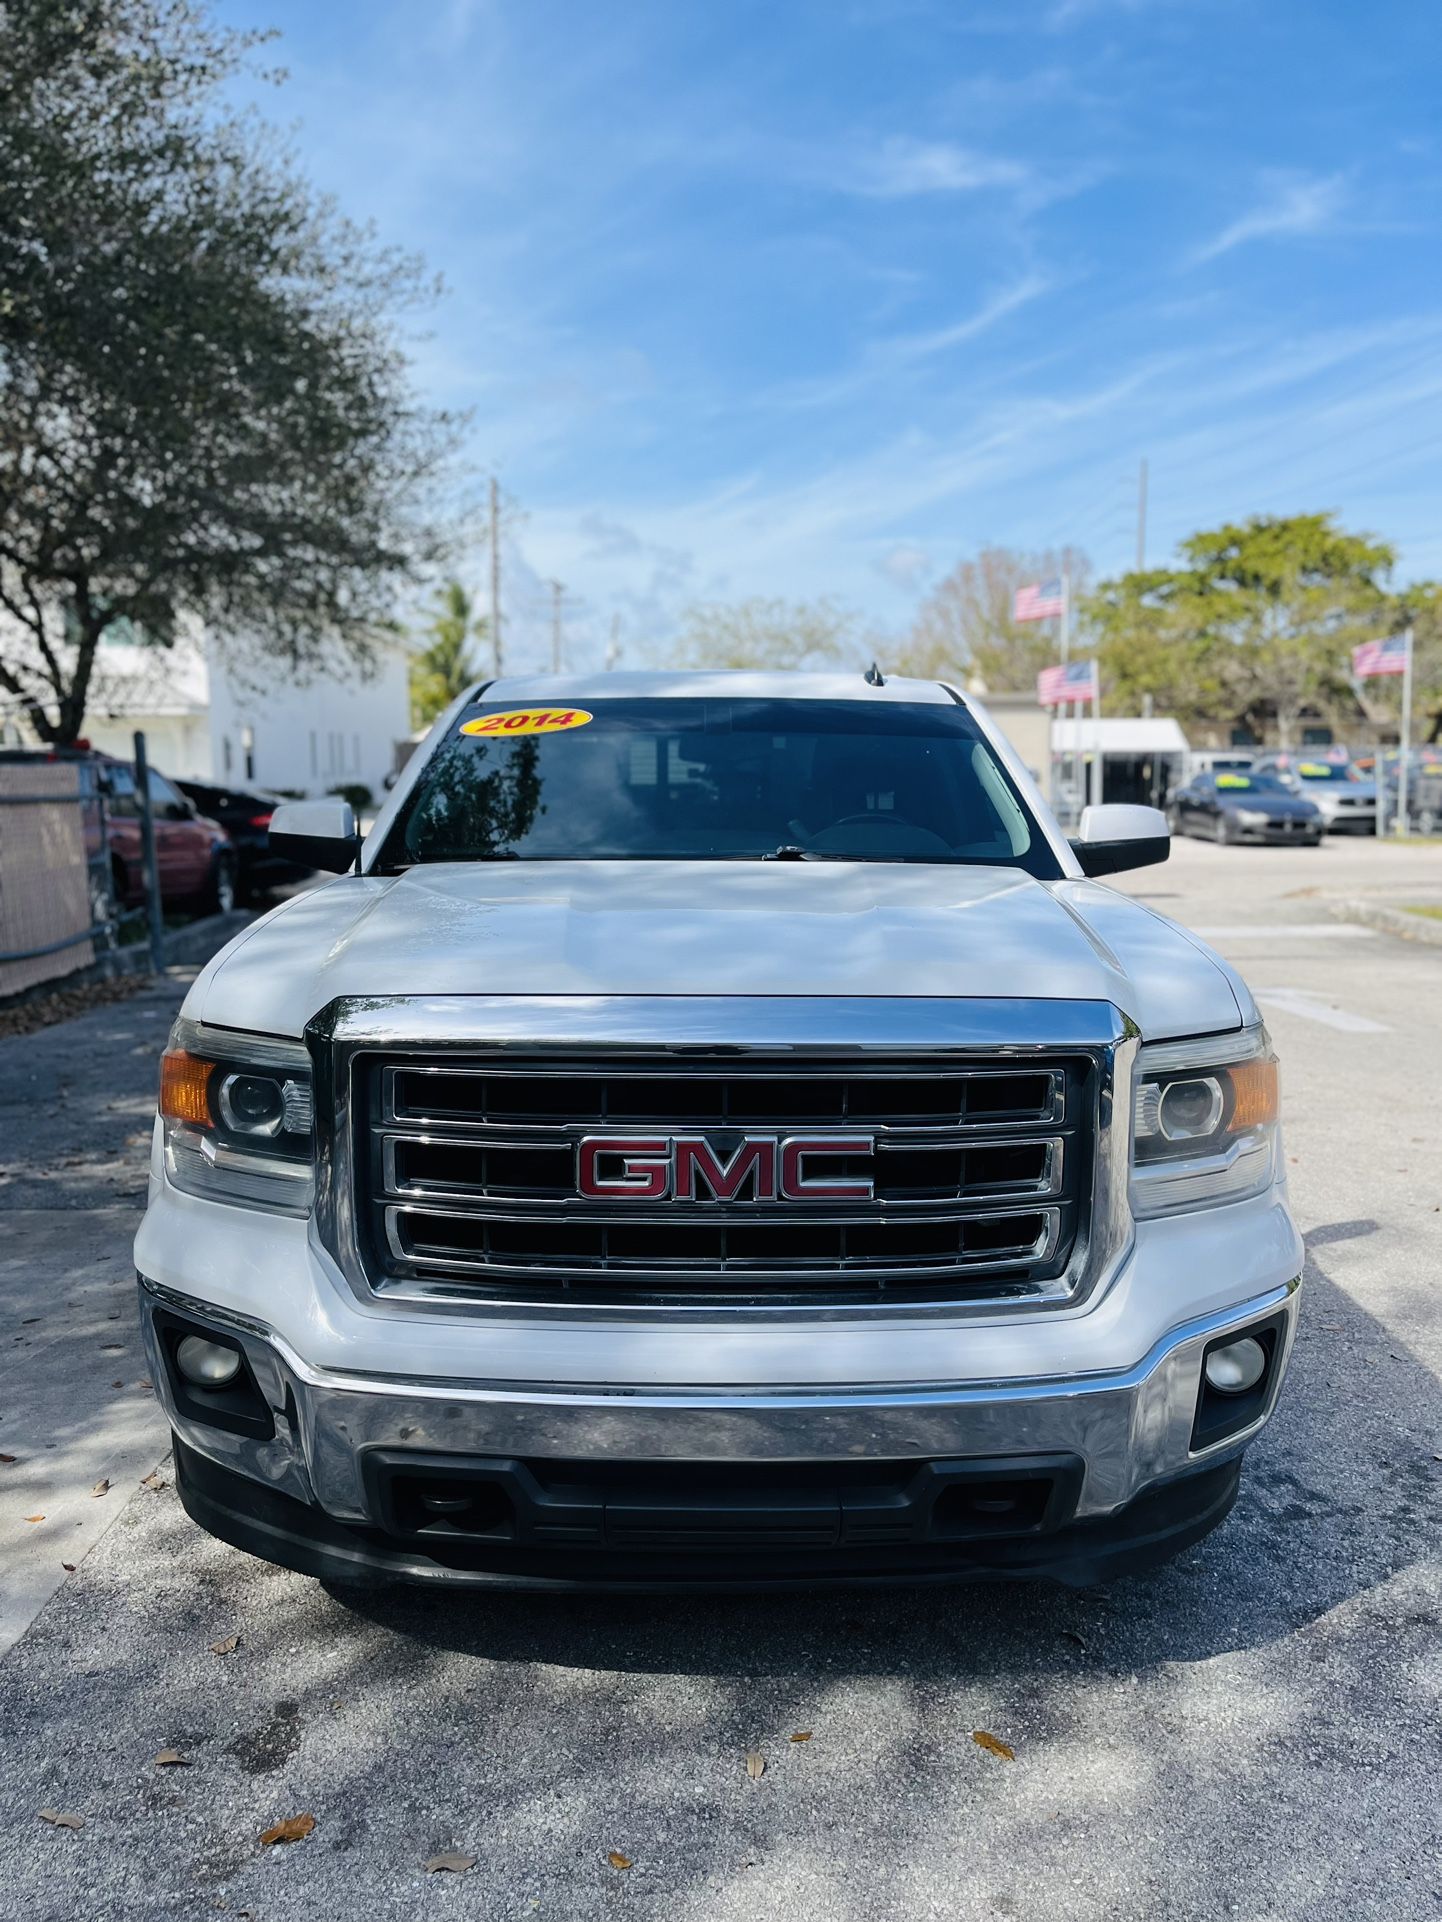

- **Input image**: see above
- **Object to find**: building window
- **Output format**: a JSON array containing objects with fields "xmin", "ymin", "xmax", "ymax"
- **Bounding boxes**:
[
  {"xmin": 222, "ymin": 735, "xmax": 233, "ymax": 775},
  {"xmin": 309, "ymin": 730, "xmax": 318, "ymax": 777}
]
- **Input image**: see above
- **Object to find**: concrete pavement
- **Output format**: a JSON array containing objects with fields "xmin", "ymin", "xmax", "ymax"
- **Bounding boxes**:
[
  {"xmin": 0, "ymin": 976, "xmax": 180, "ymax": 1654},
  {"xmin": 1, "ymin": 838, "xmax": 1440, "ymax": 1920}
]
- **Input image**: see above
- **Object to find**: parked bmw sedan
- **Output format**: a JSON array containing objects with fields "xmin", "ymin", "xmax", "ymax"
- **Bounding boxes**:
[
  {"xmin": 1251, "ymin": 755, "xmax": 1377, "ymax": 834},
  {"xmin": 1168, "ymin": 771, "xmax": 1323, "ymax": 845}
]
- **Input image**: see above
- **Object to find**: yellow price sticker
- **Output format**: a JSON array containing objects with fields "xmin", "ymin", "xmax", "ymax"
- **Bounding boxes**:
[
  {"xmin": 1296, "ymin": 762, "xmax": 1331, "ymax": 777},
  {"xmin": 460, "ymin": 707, "xmax": 593, "ymax": 738},
  {"xmin": 1216, "ymin": 774, "xmax": 1252, "ymax": 788}
]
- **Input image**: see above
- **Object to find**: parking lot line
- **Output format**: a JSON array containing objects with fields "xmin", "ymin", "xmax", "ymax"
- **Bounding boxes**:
[
  {"xmin": 1251, "ymin": 986, "xmax": 1390, "ymax": 1032},
  {"xmin": 1190, "ymin": 924, "xmax": 1376, "ymax": 939}
]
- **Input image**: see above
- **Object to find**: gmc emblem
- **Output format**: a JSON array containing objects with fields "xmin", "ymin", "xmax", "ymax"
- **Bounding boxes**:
[{"xmin": 577, "ymin": 1134, "xmax": 876, "ymax": 1203}]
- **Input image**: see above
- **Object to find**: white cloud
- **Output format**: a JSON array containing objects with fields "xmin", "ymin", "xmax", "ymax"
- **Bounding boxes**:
[
  {"xmin": 845, "ymin": 136, "xmax": 1031, "ymax": 198},
  {"xmin": 755, "ymin": 273, "xmax": 1054, "ymax": 415},
  {"xmin": 882, "ymin": 273, "xmax": 1054, "ymax": 364},
  {"xmin": 876, "ymin": 543, "xmax": 934, "ymax": 592},
  {"xmin": 1190, "ymin": 170, "xmax": 1350, "ymax": 265}
]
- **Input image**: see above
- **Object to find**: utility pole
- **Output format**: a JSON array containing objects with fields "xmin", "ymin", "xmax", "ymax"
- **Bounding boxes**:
[
  {"xmin": 1136, "ymin": 457, "xmax": 1148, "ymax": 572},
  {"xmin": 1397, "ymin": 625, "xmax": 1415, "ymax": 839},
  {"xmin": 488, "ymin": 476, "xmax": 503, "ymax": 677},
  {"xmin": 605, "ymin": 612, "xmax": 622, "ymax": 671},
  {"xmin": 549, "ymin": 580, "xmax": 564, "ymax": 674}
]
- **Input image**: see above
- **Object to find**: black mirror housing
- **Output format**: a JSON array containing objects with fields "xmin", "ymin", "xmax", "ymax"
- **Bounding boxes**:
[{"xmin": 1069, "ymin": 835, "xmax": 1171, "ymax": 878}]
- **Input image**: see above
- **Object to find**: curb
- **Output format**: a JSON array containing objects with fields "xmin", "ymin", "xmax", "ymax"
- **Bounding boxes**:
[{"xmin": 1328, "ymin": 899, "xmax": 1442, "ymax": 947}]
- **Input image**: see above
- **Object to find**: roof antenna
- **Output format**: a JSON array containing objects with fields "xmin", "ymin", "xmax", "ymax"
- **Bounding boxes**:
[{"xmin": 863, "ymin": 660, "xmax": 886, "ymax": 687}]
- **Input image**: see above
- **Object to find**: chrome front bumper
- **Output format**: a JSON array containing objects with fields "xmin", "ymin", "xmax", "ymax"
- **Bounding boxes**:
[{"xmin": 139, "ymin": 1272, "xmax": 1299, "ymax": 1531}]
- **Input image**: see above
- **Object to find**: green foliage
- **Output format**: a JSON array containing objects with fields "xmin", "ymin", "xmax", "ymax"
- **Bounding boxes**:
[
  {"xmin": 328, "ymin": 782, "xmax": 374, "ymax": 813},
  {"xmin": 1385, "ymin": 582, "xmax": 1442, "ymax": 742},
  {"xmin": 410, "ymin": 580, "xmax": 486, "ymax": 729},
  {"xmin": 665, "ymin": 597, "xmax": 864, "ymax": 672},
  {"xmin": 1086, "ymin": 514, "xmax": 1395, "ymax": 742},
  {"xmin": 0, "ymin": 0, "xmax": 460, "ymax": 744},
  {"xmin": 893, "ymin": 546, "xmax": 1091, "ymax": 691}
]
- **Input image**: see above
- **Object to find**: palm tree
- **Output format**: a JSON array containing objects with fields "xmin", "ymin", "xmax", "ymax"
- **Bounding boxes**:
[{"xmin": 410, "ymin": 581, "xmax": 487, "ymax": 728}]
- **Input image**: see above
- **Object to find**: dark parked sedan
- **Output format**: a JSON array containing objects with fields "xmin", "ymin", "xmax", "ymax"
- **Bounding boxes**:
[
  {"xmin": 1168, "ymin": 772, "xmax": 1323, "ymax": 845},
  {"xmin": 176, "ymin": 779, "xmax": 317, "ymax": 901}
]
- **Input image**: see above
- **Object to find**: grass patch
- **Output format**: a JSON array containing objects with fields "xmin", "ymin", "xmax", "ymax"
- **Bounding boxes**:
[{"xmin": 1404, "ymin": 904, "xmax": 1442, "ymax": 921}]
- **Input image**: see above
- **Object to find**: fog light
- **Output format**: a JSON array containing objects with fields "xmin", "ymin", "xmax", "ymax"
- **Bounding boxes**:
[
  {"xmin": 1204, "ymin": 1336, "xmax": 1267, "ymax": 1395},
  {"xmin": 175, "ymin": 1334, "xmax": 242, "ymax": 1388}
]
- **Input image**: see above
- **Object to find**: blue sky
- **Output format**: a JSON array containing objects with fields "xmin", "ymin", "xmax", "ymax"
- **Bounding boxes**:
[{"xmin": 219, "ymin": 0, "xmax": 1442, "ymax": 669}]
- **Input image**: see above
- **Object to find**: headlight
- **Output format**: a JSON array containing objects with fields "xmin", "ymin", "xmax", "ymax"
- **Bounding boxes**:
[
  {"xmin": 1131, "ymin": 1026, "xmax": 1279, "ymax": 1218},
  {"xmin": 158, "ymin": 1019, "xmax": 314, "ymax": 1216}
]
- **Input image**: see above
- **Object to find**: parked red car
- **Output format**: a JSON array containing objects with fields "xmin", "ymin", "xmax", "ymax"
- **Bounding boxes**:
[
  {"xmin": 0, "ymin": 747, "xmax": 238, "ymax": 916},
  {"xmin": 93, "ymin": 755, "xmax": 237, "ymax": 914}
]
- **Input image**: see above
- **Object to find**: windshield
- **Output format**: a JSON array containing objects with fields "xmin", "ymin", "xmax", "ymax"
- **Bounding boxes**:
[
  {"xmin": 1214, "ymin": 773, "xmax": 1288, "ymax": 794},
  {"xmin": 1291, "ymin": 762, "xmax": 1359, "ymax": 783},
  {"xmin": 377, "ymin": 697, "xmax": 1060, "ymax": 876}
]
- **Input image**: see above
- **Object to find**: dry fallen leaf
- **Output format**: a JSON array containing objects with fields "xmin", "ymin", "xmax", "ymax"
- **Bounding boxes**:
[
  {"xmin": 789, "ymin": 1731, "xmax": 813, "ymax": 1743},
  {"xmin": 209, "ymin": 1633, "xmax": 241, "ymax": 1655},
  {"xmin": 0, "ymin": 1452, "xmax": 17, "ymax": 1464},
  {"xmin": 24, "ymin": 1514, "xmax": 44, "ymax": 1524},
  {"xmin": 91, "ymin": 1478, "xmax": 111, "ymax": 1498},
  {"xmin": 153, "ymin": 1749, "xmax": 189, "ymax": 1768},
  {"xmin": 424, "ymin": 1852, "xmax": 476, "ymax": 1874},
  {"xmin": 61, "ymin": 1562, "xmax": 76, "ymax": 1573},
  {"xmin": 39, "ymin": 1810, "xmax": 85, "ymax": 1830},
  {"xmin": 140, "ymin": 1471, "xmax": 167, "ymax": 1491},
  {"xmin": 259, "ymin": 1813, "xmax": 315, "ymax": 1847},
  {"xmin": 972, "ymin": 1730, "xmax": 1015, "ymax": 1761},
  {"xmin": 607, "ymin": 1851, "xmax": 633, "ymax": 1871},
  {"xmin": 745, "ymin": 1746, "xmax": 765, "ymax": 1781}
]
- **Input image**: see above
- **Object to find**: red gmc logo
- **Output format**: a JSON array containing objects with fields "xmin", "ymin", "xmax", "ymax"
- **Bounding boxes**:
[{"xmin": 577, "ymin": 1134, "xmax": 876, "ymax": 1203}]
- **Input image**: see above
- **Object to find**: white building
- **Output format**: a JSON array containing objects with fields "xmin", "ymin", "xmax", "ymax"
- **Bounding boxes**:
[{"xmin": 19, "ymin": 630, "xmax": 411, "ymax": 802}]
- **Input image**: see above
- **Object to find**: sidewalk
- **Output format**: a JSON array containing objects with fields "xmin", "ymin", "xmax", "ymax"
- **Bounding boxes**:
[{"xmin": 0, "ymin": 973, "xmax": 188, "ymax": 1654}]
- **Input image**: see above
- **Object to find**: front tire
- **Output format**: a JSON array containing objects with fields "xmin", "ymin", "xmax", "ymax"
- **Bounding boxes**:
[{"xmin": 199, "ymin": 852, "xmax": 237, "ymax": 916}]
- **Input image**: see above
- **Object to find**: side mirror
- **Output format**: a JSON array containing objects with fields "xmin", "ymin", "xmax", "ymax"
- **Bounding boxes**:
[
  {"xmin": 269, "ymin": 798, "xmax": 360, "ymax": 875},
  {"xmin": 1069, "ymin": 803, "xmax": 1170, "ymax": 878}
]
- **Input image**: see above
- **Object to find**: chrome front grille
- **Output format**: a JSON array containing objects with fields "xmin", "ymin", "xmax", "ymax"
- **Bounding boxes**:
[{"xmin": 355, "ymin": 1053, "xmax": 1097, "ymax": 1307}]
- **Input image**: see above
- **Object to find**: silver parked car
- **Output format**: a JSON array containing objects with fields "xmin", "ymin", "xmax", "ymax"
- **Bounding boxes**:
[{"xmin": 1253, "ymin": 755, "xmax": 1376, "ymax": 834}]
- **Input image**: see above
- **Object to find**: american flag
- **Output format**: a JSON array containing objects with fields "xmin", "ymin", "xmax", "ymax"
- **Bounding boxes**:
[
  {"xmin": 1036, "ymin": 658, "xmax": 1099, "ymax": 706},
  {"xmin": 1014, "ymin": 578, "xmax": 1065, "ymax": 623},
  {"xmin": 1351, "ymin": 633, "xmax": 1410, "ymax": 678}
]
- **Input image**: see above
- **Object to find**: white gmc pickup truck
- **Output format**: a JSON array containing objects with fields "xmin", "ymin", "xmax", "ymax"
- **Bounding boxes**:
[{"xmin": 136, "ymin": 671, "xmax": 1301, "ymax": 1590}]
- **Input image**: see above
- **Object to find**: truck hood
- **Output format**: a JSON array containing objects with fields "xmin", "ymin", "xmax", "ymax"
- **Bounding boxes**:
[{"xmin": 192, "ymin": 861, "xmax": 1249, "ymax": 1042}]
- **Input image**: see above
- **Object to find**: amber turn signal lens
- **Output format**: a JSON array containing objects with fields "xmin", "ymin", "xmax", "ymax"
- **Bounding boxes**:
[
  {"xmin": 1227, "ymin": 1056, "xmax": 1279, "ymax": 1132},
  {"xmin": 159, "ymin": 1049, "xmax": 215, "ymax": 1127}
]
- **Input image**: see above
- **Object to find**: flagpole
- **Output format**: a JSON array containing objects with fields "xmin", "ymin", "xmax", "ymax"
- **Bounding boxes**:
[
  {"xmin": 1091, "ymin": 662, "xmax": 1103, "ymax": 809},
  {"xmin": 1060, "ymin": 570, "xmax": 1075, "ymax": 824},
  {"xmin": 1397, "ymin": 625, "xmax": 1414, "ymax": 840}
]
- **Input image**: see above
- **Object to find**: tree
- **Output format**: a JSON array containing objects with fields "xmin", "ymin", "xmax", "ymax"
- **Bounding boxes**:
[
  {"xmin": 1086, "ymin": 568, "xmax": 1224, "ymax": 733},
  {"xmin": 1087, "ymin": 515, "xmax": 1394, "ymax": 744},
  {"xmin": 410, "ymin": 580, "xmax": 486, "ymax": 729},
  {"xmin": 665, "ymin": 596, "xmax": 865, "ymax": 672},
  {"xmin": 1370, "ymin": 583, "xmax": 1442, "ymax": 745},
  {"xmin": 0, "ymin": 0, "xmax": 459, "ymax": 745},
  {"xmin": 892, "ymin": 545, "xmax": 1091, "ymax": 690}
]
